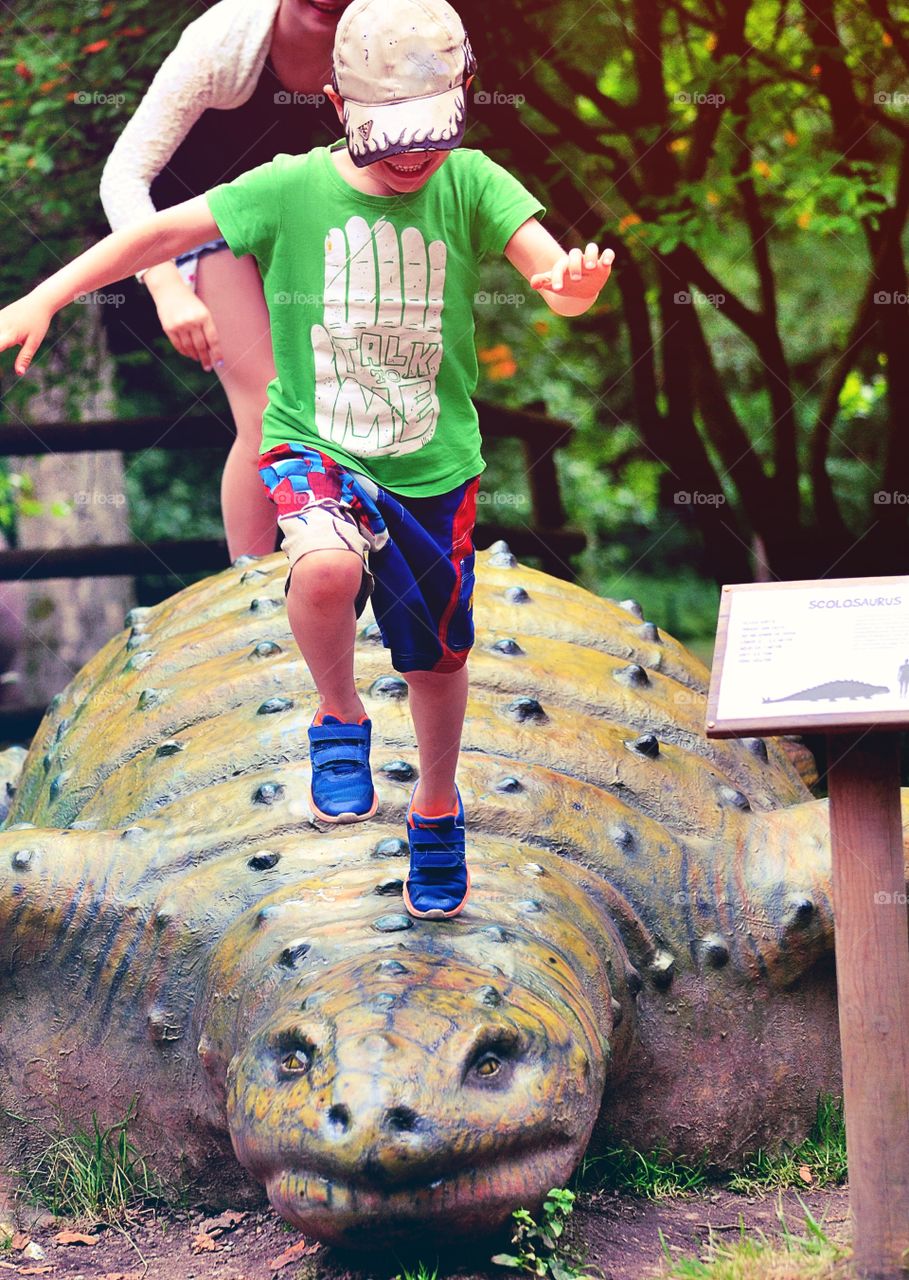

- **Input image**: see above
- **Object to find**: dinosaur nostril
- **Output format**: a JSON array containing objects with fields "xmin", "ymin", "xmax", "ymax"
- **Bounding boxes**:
[
  {"xmin": 383, "ymin": 1106, "xmax": 419, "ymax": 1133},
  {"xmin": 328, "ymin": 1104, "xmax": 350, "ymax": 1132}
]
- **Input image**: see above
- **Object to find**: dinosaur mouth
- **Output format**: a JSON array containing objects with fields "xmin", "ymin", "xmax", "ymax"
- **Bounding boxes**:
[{"xmin": 266, "ymin": 1147, "xmax": 579, "ymax": 1246}]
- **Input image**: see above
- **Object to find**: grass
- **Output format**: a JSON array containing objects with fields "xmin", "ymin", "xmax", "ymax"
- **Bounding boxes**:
[
  {"xmin": 574, "ymin": 1145, "xmax": 709, "ymax": 1200},
  {"xmin": 393, "ymin": 1264, "xmax": 439, "ymax": 1280},
  {"xmin": 576, "ymin": 1096, "xmax": 846, "ymax": 1202},
  {"xmin": 9, "ymin": 1102, "xmax": 173, "ymax": 1225},
  {"xmin": 728, "ymin": 1096, "xmax": 847, "ymax": 1195},
  {"xmin": 658, "ymin": 1199, "xmax": 850, "ymax": 1279}
]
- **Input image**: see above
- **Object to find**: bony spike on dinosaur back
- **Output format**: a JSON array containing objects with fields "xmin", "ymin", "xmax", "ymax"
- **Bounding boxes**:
[{"xmin": 0, "ymin": 546, "xmax": 886, "ymax": 1244}]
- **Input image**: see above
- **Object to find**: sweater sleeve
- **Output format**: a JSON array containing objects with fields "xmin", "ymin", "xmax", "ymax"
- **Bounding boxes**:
[
  {"xmin": 98, "ymin": 0, "xmax": 279, "ymax": 279},
  {"xmin": 98, "ymin": 22, "xmax": 215, "ymax": 236}
]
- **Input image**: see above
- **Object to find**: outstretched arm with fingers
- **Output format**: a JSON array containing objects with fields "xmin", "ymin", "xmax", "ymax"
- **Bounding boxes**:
[
  {"xmin": 0, "ymin": 195, "xmax": 222, "ymax": 376},
  {"xmin": 503, "ymin": 217, "xmax": 614, "ymax": 317}
]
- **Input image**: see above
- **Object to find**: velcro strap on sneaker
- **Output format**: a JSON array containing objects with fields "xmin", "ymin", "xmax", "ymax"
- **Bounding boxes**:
[
  {"xmin": 409, "ymin": 826, "xmax": 463, "ymax": 868},
  {"xmin": 310, "ymin": 739, "xmax": 368, "ymax": 768}
]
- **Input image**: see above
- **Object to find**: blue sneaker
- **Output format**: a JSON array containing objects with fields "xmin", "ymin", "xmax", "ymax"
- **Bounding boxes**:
[
  {"xmin": 308, "ymin": 714, "xmax": 378, "ymax": 823},
  {"xmin": 403, "ymin": 786, "xmax": 470, "ymax": 919}
]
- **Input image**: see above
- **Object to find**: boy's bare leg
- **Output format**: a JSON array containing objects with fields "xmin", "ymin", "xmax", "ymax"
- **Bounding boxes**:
[
  {"xmin": 404, "ymin": 665, "xmax": 469, "ymax": 813},
  {"xmin": 285, "ymin": 549, "xmax": 367, "ymax": 723}
]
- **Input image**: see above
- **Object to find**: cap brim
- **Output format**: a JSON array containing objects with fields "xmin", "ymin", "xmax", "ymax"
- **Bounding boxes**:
[{"xmin": 343, "ymin": 85, "xmax": 467, "ymax": 168}]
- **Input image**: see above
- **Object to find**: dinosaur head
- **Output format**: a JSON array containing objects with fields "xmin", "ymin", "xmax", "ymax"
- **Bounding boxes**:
[{"xmin": 222, "ymin": 950, "xmax": 611, "ymax": 1245}]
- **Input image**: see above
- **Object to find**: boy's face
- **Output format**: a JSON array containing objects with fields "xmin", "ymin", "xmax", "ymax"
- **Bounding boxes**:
[{"xmin": 323, "ymin": 85, "xmax": 452, "ymax": 191}]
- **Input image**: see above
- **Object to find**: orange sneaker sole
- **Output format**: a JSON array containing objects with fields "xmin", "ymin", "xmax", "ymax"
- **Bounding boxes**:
[
  {"xmin": 309, "ymin": 789, "xmax": 379, "ymax": 824},
  {"xmin": 403, "ymin": 866, "xmax": 471, "ymax": 920}
]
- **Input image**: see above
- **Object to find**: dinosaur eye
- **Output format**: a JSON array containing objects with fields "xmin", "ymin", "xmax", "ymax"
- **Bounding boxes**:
[
  {"xmin": 464, "ymin": 1030, "xmax": 520, "ymax": 1085},
  {"xmin": 277, "ymin": 1037, "xmax": 315, "ymax": 1076}
]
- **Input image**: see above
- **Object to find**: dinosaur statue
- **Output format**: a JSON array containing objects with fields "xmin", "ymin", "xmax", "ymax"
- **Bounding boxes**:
[{"xmin": 0, "ymin": 545, "xmax": 872, "ymax": 1245}]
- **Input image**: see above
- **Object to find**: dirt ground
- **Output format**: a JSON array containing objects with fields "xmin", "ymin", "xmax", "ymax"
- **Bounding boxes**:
[{"xmin": 0, "ymin": 1186, "xmax": 853, "ymax": 1280}]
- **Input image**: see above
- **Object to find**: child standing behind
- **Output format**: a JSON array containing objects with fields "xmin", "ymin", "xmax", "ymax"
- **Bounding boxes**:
[{"xmin": 0, "ymin": 0, "xmax": 613, "ymax": 920}]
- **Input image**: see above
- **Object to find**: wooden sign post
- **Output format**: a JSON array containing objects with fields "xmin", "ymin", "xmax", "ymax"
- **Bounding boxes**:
[{"xmin": 707, "ymin": 576, "xmax": 909, "ymax": 1279}]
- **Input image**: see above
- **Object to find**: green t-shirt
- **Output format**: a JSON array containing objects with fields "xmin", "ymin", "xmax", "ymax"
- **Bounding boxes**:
[{"xmin": 206, "ymin": 142, "xmax": 545, "ymax": 496}]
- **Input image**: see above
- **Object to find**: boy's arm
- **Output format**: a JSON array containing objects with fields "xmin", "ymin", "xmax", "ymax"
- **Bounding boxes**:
[
  {"xmin": 0, "ymin": 196, "xmax": 220, "ymax": 375},
  {"xmin": 504, "ymin": 217, "xmax": 614, "ymax": 317}
]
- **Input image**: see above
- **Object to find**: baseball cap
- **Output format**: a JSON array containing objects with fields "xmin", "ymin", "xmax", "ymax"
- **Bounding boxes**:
[{"xmin": 331, "ymin": 0, "xmax": 476, "ymax": 167}]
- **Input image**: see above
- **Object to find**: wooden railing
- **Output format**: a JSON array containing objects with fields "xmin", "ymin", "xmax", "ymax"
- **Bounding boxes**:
[{"xmin": 0, "ymin": 402, "xmax": 585, "ymax": 740}]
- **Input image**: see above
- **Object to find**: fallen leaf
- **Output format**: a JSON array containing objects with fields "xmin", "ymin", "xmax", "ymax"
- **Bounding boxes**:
[
  {"xmin": 201, "ymin": 1209, "xmax": 247, "ymax": 1237},
  {"xmin": 54, "ymin": 1229, "xmax": 100, "ymax": 1246},
  {"xmin": 20, "ymin": 1269, "xmax": 54, "ymax": 1276},
  {"xmin": 191, "ymin": 1230, "xmax": 218, "ymax": 1254},
  {"xmin": 267, "ymin": 1237, "xmax": 317, "ymax": 1270},
  {"xmin": 11, "ymin": 1231, "xmax": 30, "ymax": 1250},
  {"xmin": 798, "ymin": 1164, "xmax": 813, "ymax": 1184}
]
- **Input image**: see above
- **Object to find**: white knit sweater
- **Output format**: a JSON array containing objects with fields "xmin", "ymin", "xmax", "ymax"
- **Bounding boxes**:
[{"xmin": 99, "ymin": 0, "xmax": 283, "ymax": 238}]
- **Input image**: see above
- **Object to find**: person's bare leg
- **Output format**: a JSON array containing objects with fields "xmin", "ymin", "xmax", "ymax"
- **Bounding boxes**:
[
  {"xmin": 404, "ymin": 665, "xmax": 469, "ymax": 814},
  {"xmin": 285, "ymin": 549, "xmax": 367, "ymax": 724},
  {"xmin": 196, "ymin": 251, "xmax": 278, "ymax": 561}
]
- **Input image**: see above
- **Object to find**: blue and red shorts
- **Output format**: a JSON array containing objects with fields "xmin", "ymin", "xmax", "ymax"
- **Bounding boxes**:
[{"xmin": 258, "ymin": 443, "xmax": 479, "ymax": 675}]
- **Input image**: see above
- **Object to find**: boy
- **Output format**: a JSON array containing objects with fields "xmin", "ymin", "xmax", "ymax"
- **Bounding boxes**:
[{"xmin": 0, "ymin": 0, "xmax": 613, "ymax": 921}]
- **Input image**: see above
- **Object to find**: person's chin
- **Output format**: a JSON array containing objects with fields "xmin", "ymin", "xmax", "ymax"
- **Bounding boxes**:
[{"xmin": 380, "ymin": 153, "xmax": 445, "ymax": 189}]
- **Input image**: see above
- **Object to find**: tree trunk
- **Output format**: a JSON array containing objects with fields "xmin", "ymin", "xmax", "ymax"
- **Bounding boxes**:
[{"xmin": 8, "ymin": 302, "xmax": 134, "ymax": 714}]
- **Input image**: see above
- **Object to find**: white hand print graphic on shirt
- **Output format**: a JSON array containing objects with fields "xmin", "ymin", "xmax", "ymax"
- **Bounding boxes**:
[{"xmin": 311, "ymin": 215, "xmax": 446, "ymax": 457}]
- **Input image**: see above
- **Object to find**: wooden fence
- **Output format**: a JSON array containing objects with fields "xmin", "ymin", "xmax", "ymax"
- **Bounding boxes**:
[{"xmin": 0, "ymin": 402, "xmax": 585, "ymax": 740}]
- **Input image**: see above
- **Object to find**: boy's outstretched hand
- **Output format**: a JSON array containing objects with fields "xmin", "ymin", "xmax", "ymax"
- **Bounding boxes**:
[
  {"xmin": 0, "ymin": 295, "xmax": 53, "ymax": 376},
  {"xmin": 530, "ymin": 244, "xmax": 614, "ymax": 297}
]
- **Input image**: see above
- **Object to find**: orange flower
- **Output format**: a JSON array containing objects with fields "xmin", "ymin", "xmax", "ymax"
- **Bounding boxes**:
[
  {"xmin": 882, "ymin": 31, "xmax": 893, "ymax": 46},
  {"xmin": 753, "ymin": 159, "xmax": 773, "ymax": 179},
  {"xmin": 706, "ymin": 190, "xmax": 720, "ymax": 206},
  {"xmin": 809, "ymin": 62, "xmax": 821, "ymax": 77},
  {"xmin": 40, "ymin": 77, "xmax": 63, "ymax": 93},
  {"xmin": 784, "ymin": 129, "xmax": 798, "ymax": 146},
  {"xmin": 797, "ymin": 210, "xmax": 811, "ymax": 229},
  {"xmin": 618, "ymin": 212, "xmax": 641, "ymax": 232},
  {"xmin": 478, "ymin": 343, "xmax": 512, "ymax": 364},
  {"xmin": 82, "ymin": 38, "xmax": 109, "ymax": 53},
  {"xmin": 15, "ymin": 61, "xmax": 32, "ymax": 82},
  {"xmin": 101, "ymin": 2, "xmax": 115, "ymax": 15},
  {"xmin": 533, "ymin": 320, "xmax": 550, "ymax": 337},
  {"xmin": 116, "ymin": 25, "xmax": 147, "ymax": 36},
  {"xmin": 669, "ymin": 137, "xmax": 689, "ymax": 153},
  {"xmin": 487, "ymin": 359, "xmax": 517, "ymax": 380},
  {"xmin": 705, "ymin": 32, "xmax": 718, "ymax": 51}
]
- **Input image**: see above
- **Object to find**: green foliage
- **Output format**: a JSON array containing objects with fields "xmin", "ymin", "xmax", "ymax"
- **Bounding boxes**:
[
  {"xmin": 728, "ymin": 1095, "xmax": 847, "ymax": 1195},
  {"xmin": 393, "ymin": 1263, "xmax": 439, "ymax": 1280},
  {"xmin": 492, "ymin": 1188, "xmax": 594, "ymax": 1280},
  {"xmin": 660, "ymin": 1199, "xmax": 848, "ymax": 1279},
  {"xmin": 10, "ymin": 1100, "xmax": 173, "ymax": 1224},
  {"xmin": 0, "ymin": 463, "xmax": 71, "ymax": 541},
  {"xmin": 574, "ymin": 1144, "xmax": 709, "ymax": 1200}
]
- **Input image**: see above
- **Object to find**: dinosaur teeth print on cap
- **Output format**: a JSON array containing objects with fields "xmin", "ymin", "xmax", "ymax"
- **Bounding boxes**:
[{"xmin": 0, "ymin": 548, "xmax": 861, "ymax": 1244}]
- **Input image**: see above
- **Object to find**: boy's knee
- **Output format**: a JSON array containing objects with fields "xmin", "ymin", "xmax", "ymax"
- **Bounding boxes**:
[{"xmin": 288, "ymin": 550, "xmax": 363, "ymax": 607}]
